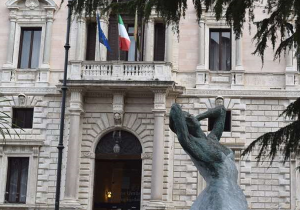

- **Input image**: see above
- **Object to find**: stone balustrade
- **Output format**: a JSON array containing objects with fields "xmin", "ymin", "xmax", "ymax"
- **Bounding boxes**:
[{"xmin": 68, "ymin": 61, "xmax": 173, "ymax": 81}]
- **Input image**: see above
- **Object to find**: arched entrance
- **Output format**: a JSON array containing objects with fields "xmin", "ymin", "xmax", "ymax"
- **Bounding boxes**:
[{"xmin": 93, "ymin": 130, "xmax": 142, "ymax": 210}]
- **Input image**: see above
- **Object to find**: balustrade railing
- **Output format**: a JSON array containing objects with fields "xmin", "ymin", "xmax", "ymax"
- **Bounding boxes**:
[{"xmin": 69, "ymin": 61, "xmax": 172, "ymax": 81}]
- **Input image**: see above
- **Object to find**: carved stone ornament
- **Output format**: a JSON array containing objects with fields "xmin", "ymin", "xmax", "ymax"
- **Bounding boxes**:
[
  {"xmin": 114, "ymin": 112, "xmax": 122, "ymax": 126},
  {"xmin": 25, "ymin": 0, "xmax": 40, "ymax": 9}
]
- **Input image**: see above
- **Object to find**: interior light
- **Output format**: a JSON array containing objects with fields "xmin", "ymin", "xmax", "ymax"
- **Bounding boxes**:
[{"xmin": 107, "ymin": 191, "xmax": 112, "ymax": 198}]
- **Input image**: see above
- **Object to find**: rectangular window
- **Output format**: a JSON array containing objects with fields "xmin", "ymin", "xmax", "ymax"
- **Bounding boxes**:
[
  {"xmin": 86, "ymin": 22, "xmax": 97, "ymax": 61},
  {"xmin": 12, "ymin": 108, "xmax": 34, "ymax": 129},
  {"xmin": 5, "ymin": 157, "xmax": 29, "ymax": 203},
  {"xmin": 208, "ymin": 110, "xmax": 231, "ymax": 132},
  {"xmin": 209, "ymin": 29, "xmax": 231, "ymax": 71},
  {"xmin": 127, "ymin": 25, "xmax": 136, "ymax": 61},
  {"xmin": 154, "ymin": 23, "xmax": 166, "ymax": 61},
  {"xmin": 18, "ymin": 28, "xmax": 42, "ymax": 69}
]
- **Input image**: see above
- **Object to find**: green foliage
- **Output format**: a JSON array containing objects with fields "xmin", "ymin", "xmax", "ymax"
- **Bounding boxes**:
[
  {"xmin": 242, "ymin": 97, "xmax": 300, "ymax": 165},
  {"xmin": 0, "ymin": 98, "xmax": 20, "ymax": 141}
]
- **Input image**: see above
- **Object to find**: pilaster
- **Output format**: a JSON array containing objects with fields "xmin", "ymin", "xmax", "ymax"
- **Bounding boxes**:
[
  {"xmin": 75, "ymin": 16, "xmax": 86, "ymax": 61},
  {"xmin": 196, "ymin": 21, "xmax": 209, "ymax": 88},
  {"xmin": 285, "ymin": 46, "xmax": 297, "ymax": 89},
  {"xmin": 41, "ymin": 9, "xmax": 55, "ymax": 69},
  {"xmin": 3, "ymin": 10, "xmax": 17, "ymax": 68},
  {"xmin": 61, "ymin": 89, "xmax": 84, "ymax": 209},
  {"xmin": 145, "ymin": 19, "xmax": 155, "ymax": 61},
  {"xmin": 146, "ymin": 89, "xmax": 167, "ymax": 210},
  {"xmin": 165, "ymin": 25, "xmax": 174, "ymax": 63},
  {"xmin": 231, "ymin": 36, "xmax": 245, "ymax": 89}
]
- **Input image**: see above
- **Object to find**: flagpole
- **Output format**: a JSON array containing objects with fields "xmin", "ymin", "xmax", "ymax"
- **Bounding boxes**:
[
  {"xmin": 98, "ymin": 14, "xmax": 101, "ymax": 61},
  {"xmin": 117, "ymin": 14, "xmax": 120, "ymax": 61}
]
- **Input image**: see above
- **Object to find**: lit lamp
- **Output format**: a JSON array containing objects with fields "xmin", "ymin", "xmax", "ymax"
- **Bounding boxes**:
[
  {"xmin": 107, "ymin": 191, "xmax": 112, "ymax": 198},
  {"xmin": 113, "ymin": 130, "xmax": 121, "ymax": 154}
]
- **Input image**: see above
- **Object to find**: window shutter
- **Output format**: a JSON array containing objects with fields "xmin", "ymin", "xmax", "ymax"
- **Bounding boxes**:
[
  {"xmin": 86, "ymin": 22, "xmax": 97, "ymax": 61},
  {"xmin": 154, "ymin": 23, "xmax": 166, "ymax": 61}
]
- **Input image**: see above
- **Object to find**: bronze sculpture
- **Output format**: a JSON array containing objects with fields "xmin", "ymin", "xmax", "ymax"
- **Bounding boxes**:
[{"xmin": 169, "ymin": 99, "xmax": 248, "ymax": 210}]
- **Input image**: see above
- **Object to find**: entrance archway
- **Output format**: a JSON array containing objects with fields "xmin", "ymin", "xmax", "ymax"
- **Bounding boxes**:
[{"xmin": 93, "ymin": 130, "xmax": 142, "ymax": 210}]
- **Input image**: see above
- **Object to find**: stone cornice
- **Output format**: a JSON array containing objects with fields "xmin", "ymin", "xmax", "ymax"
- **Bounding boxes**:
[
  {"xmin": 0, "ymin": 87, "xmax": 58, "ymax": 95},
  {"xmin": 184, "ymin": 89, "xmax": 300, "ymax": 99}
]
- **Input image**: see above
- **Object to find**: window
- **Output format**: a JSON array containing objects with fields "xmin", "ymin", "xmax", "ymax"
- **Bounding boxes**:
[
  {"xmin": 208, "ymin": 110, "xmax": 231, "ymax": 132},
  {"xmin": 107, "ymin": 15, "xmax": 142, "ymax": 61},
  {"xmin": 127, "ymin": 25, "xmax": 136, "ymax": 61},
  {"xmin": 154, "ymin": 23, "xmax": 166, "ymax": 61},
  {"xmin": 86, "ymin": 22, "xmax": 97, "ymax": 61},
  {"xmin": 5, "ymin": 157, "xmax": 29, "ymax": 203},
  {"xmin": 18, "ymin": 28, "xmax": 42, "ymax": 69},
  {"xmin": 209, "ymin": 29, "xmax": 231, "ymax": 71},
  {"xmin": 12, "ymin": 108, "xmax": 34, "ymax": 129}
]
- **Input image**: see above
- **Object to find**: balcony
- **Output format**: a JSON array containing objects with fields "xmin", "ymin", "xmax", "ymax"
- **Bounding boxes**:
[{"xmin": 68, "ymin": 61, "xmax": 173, "ymax": 81}]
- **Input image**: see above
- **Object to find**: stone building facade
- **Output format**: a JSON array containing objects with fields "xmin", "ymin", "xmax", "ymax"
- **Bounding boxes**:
[{"xmin": 0, "ymin": 0, "xmax": 299, "ymax": 210}]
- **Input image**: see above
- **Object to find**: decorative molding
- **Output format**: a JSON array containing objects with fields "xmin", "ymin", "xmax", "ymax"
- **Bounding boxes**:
[
  {"xmin": 25, "ymin": 0, "xmax": 39, "ymax": 9},
  {"xmin": 6, "ymin": 0, "xmax": 58, "ymax": 9},
  {"xmin": 141, "ymin": 153, "xmax": 152, "ymax": 160},
  {"xmin": 82, "ymin": 152, "xmax": 95, "ymax": 159},
  {"xmin": 113, "ymin": 92, "xmax": 125, "ymax": 126},
  {"xmin": 153, "ymin": 89, "xmax": 167, "ymax": 110},
  {"xmin": 185, "ymin": 89, "xmax": 300, "ymax": 98},
  {"xmin": 0, "ymin": 87, "xmax": 57, "ymax": 95}
]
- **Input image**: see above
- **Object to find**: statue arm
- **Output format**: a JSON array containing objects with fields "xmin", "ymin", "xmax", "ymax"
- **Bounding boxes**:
[
  {"xmin": 196, "ymin": 105, "xmax": 226, "ymax": 141},
  {"xmin": 170, "ymin": 104, "xmax": 223, "ymax": 163}
]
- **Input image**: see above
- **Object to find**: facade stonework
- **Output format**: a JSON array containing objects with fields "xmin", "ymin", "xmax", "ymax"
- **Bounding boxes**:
[{"xmin": 0, "ymin": 0, "xmax": 299, "ymax": 210}]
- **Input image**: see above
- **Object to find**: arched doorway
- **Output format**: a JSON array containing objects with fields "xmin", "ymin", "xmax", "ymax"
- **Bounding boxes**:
[{"xmin": 93, "ymin": 130, "xmax": 142, "ymax": 210}]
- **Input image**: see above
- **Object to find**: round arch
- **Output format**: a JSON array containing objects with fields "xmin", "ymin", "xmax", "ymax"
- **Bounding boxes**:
[
  {"xmin": 95, "ymin": 129, "xmax": 142, "ymax": 156},
  {"xmin": 93, "ymin": 129, "xmax": 143, "ymax": 210},
  {"xmin": 91, "ymin": 126, "xmax": 145, "ymax": 155}
]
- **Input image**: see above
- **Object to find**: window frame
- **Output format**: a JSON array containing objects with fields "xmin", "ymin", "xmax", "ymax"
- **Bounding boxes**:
[
  {"xmin": 209, "ymin": 29, "xmax": 232, "ymax": 71},
  {"xmin": 17, "ymin": 27, "xmax": 42, "ymax": 69},
  {"xmin": 5, "ymin": 157, "xmax": 30, "ymax": 204},
  {"xmin": 12, "ymin": 108, "xmax": 34, "ymax": 129}
]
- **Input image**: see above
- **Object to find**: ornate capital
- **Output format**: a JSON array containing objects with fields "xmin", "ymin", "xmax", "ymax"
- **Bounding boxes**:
[
  {"xmin": 70, "ymin": 89, "xmax": 84, "ymax": 112},
  {"xmin": 153, "ymin": 89, "xmax": 166, "ymax": 110}
]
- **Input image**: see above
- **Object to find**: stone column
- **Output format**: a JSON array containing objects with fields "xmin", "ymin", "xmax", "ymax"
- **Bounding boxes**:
[
  {"xmin": 285, "ymin": 45, "xmax": 297, "ymax": 88},
  {"xmin": 196, "ymin": 21, "xmax": 208, "ymax": 88},
  {"xmin": 147, "ymin": 89, "xmax": 166, "ymax": 210},
  {"xmin": 231, "ymin": 36, "xmax": 245, "ymax": 88},
  {"xmin": 75, "ymin": 17, "xmax": 85, "ymax": 61},
  {"xmin": 198, "ymin": 21, "xmax": 205, "ymax": 68},
  {"xmin": 235, "ymin": 37, "xmax": 244, "ymax": 70},
  {"xmin": 41, "ymin": 10, "xmax": 54, "ymax": 68},
  {"xmin": 145, "ymin": 19, "xmax": 155, "ymax": 61},
  {"xmin": 165, "ymin": 25, "xmax": 173, "ymax": 63},
  {"xmin": 62, "ymin": 89, "xmax": 84, "ymax": 209},
  {"xmin": 4, "ymin": 16, "xmax": 16, "ymax": 67}
]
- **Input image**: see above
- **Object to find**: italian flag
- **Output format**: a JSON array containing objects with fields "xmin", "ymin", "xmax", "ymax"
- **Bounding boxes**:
[{"xmin": 118, "ymin": 15, "xmax": 131, "ymax": 51}]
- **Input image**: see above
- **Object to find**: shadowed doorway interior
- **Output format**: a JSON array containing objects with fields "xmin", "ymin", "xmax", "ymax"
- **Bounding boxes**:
[{"xmin": 93, "ymin": 130, "xmax": 142, "ymax": 210}]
